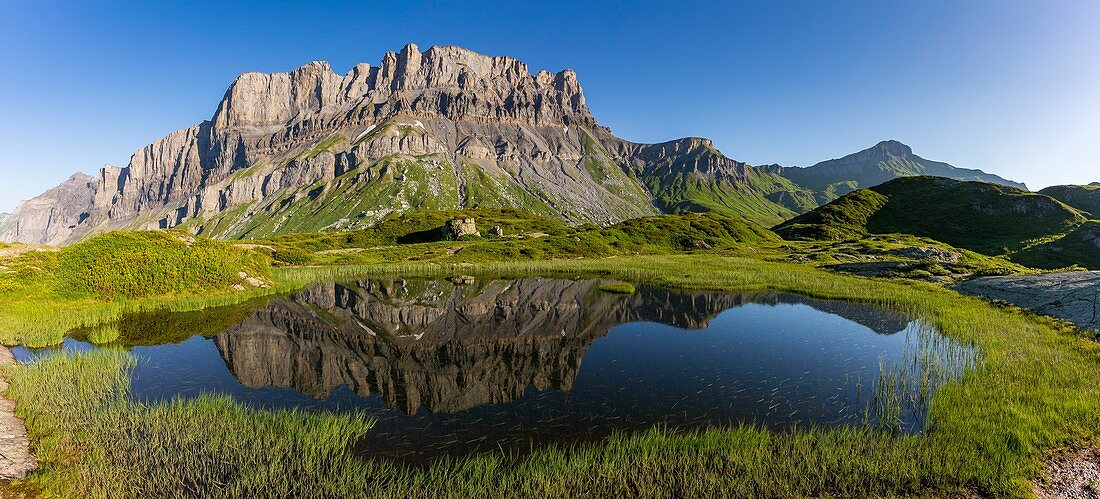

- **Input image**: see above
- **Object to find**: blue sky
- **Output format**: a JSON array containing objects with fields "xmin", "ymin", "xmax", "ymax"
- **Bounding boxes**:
[{"xmin": 1, "ymin": 1, "xmax": 1097, "ymax": 212}]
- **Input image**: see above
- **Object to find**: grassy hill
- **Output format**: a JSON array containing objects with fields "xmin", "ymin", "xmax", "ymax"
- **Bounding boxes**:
[
  {"xmin": 1039, "ymin": 183, "xmax": 1100, "ymax": 217},
  {"xmin": 0, "ymin": 231, "xmax": 270, "ymax": 301},
  {"xmin": 262, "ymin": 209, "xmax": 780, "ymax": 265},
  {"xmin": 1012, "ymin": 220, "xmax": 1100, "ymax": 270},
  {"xmin": 773, "ymin": 176, "xmax": 1086, "ymax": 255}
]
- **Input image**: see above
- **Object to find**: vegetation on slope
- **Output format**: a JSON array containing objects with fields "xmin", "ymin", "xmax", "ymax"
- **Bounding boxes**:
[
  {"xmin": 261, "ymin": 209, "xmax": 779, "ymax": 266},
  {"xmin": 1039, "ymin": 183, "xmax": 1100, "ymax": 217},
  {"xmin": 1011, "ymin": 220, "xmax": 1100, "ymax": 270},
  {"xmin": 3, "ymin": 255, "xmax": 1098, "ymax": 497},
  {"xmin": 774, "ymin": 176, "xmax": 1086, "ymax": 255},
  {"xmin": 0, "ymin": 231, "xmax": 271, "ymax": 346},
  {"xmin": 644, "ymin": 171, "xmax": 812, "ymax": 228},
  {"xmin": 0, "ymin": 231, "xmax": 269, "ymax": 300}
]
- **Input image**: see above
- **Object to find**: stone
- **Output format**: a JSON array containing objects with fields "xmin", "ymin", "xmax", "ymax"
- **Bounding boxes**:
[
  {"xmin": 0, "ymin": 347, "xmax": 36, "ymax": 480},
  {"xmin": 957, "ymin": 271, "xmax": 1100, "ymax": 334},
  {"xmin": 487, "ymin": 225, "xmax": 504, "ymax": 237},
  {"xmin": 442, "ymin": 217, "xmax": 479, "ymax": 239},
  {"xmin": 887, "ymin": 247, "xmax": 962, "ymax": 264}
]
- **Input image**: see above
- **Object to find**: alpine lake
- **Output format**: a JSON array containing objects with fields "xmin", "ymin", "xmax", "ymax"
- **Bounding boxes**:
[{"xmin": 15, "ymin": 276, "xmax": 976, "ymax": 465}]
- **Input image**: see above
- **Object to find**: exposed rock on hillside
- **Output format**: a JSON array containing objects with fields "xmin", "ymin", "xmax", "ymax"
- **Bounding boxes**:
[
  {"xmin": 957, "ymin": 272, "xmax": 1100, "ymax": 334},
  {"xmin": 0, "ymin": 173, "xmax": 98, "ymax": 246},
  {"xmin": 781, "ymin": 140, "xmax": 1026, "ymax": 204},
  {"xmin": 3, "ymin": 44, "xmax": 810, "ymax": 245}
]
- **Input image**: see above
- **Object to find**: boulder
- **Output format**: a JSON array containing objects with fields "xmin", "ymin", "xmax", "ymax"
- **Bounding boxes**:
[{"xmin": 442, "ymin": 217, "xmax": 479, "ymax": 239}]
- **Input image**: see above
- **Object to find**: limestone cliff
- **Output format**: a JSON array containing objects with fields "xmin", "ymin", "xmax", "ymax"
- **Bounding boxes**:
[{"xmin": 3, "ymin": 44, "xmax": 808, "ymax": 244}]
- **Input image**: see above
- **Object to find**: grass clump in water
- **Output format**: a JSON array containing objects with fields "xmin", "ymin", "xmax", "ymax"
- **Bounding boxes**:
[{"xmin": 597, "ymin": 281, "xmax": 636, "ymax": 294}]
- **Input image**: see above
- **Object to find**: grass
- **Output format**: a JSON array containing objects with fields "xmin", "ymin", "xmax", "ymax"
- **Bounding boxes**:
[
  {"xmin": 0, "ymin": 231, "xmax": 273, "ymax": 346},
  {"xmin": 1011, "ymin": 220, "xmax": 1100, "ymax": 270},
  {"xmin": 2, "ymin": 351, "xmax": 376, "ymax": 499},
  {"xmin": 775, "ymin": 176, "xmax": 1087, "ymax": 255},
  {"xmin": 596, "ymin": 281, "xmax": 636, "ymax": 294},
  {"xmin": 260, "ymin": 209, "xmax": 778, "ymax": 266},
  {"xmin": 3, "ymin": 254, "xmax": 1098, "ymax": 497}
]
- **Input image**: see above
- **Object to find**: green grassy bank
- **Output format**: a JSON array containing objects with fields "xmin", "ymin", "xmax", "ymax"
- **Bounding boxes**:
[{"xmin": 3, "ymin": 255, "xmax": 1098, "ymax": 497}]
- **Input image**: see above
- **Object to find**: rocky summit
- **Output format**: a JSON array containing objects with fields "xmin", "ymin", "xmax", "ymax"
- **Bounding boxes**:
[{"xmin": 0, "ymin": 43, "xmax": 811, "ymax": 245}]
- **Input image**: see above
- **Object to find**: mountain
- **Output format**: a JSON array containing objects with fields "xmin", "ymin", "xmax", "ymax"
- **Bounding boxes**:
[
  {"xmin": 781, "ymin": 140, "xmax": 1027, "ymax": 204},
  {"xmin": 1038, "ymin": 184, "xmax": 1100, "ymax": 217},
  {"xmin": 0, "ymin": 44, "xmax": 810, "ymax": 245},
  {"xmin": 773, "ymin": 176, "xmax": 1085, "ymax": 255},
  {"xmin": 0, "ymin": 173, "xmax": 99, "ymax": 246}
]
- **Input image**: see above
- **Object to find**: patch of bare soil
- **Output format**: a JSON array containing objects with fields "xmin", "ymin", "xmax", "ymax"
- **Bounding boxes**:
[
  {"xmin": 1034, "ymin": 449, "xmax": 1100, "ymax": 499},
  {"xmin": 0, "ymin": 348, "xmax": 36, "ymax": 481}
]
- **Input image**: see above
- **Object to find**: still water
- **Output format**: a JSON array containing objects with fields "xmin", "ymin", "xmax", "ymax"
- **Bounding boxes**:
[{"xmin": 16, "ymin": 277, "xmax": 974, "ymax": 463}]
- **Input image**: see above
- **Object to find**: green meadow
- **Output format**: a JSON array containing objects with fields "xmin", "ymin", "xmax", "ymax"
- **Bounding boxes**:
[{"xmin": 0, "ymin": 214, "xmax": 1096, "ymax": 497}]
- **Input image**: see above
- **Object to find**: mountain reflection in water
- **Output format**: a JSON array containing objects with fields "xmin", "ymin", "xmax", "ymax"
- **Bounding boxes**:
[
  {"xmin": 214, "ymin": 278, "xmax": 910, "ymax": 415},
  {"xmin": 15, "ymin": 277, "xmax": 972, "ymax": 463}
]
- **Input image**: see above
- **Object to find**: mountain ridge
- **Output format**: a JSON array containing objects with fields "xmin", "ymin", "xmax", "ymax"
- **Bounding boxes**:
[
  {"xmin": 780, "ymin": 140, "xmax": 1026, "ymax": 204},
  {"xmin": 0, "ymin": 43, "xmax": 807, "ymax": 245}
]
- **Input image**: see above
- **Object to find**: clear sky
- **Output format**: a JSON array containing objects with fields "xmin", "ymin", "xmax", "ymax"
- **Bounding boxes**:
[{"xmin": 2, "ymin": 1, "xmax": 1098, "ymax": 212}]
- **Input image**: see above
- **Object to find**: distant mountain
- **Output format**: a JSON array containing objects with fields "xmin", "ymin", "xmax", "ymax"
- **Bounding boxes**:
[
  {"xmin": 773, "ymin": 176, "xmax": 1084, "ymax": 255},
  {"xmin": 1, "ymin": 43, "xmax": 809, "ymax": 245},
  {"xmin": 781, "ymin": 140, "xmax": 1027, "ymax": 204},
  {"xmin": 1038, "ymin": 184, "xmax": 1100, "ymax": 218},
  {"xmin": 0, "ymin": 173, "xmax": 99, "ymax": 246}
]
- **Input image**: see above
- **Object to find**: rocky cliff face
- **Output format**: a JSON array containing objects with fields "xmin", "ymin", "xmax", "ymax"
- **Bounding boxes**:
[
  {"xmin": 3, "ymin": 44, "xmax": 809, "ymax": 245},
  {"xmin": 0, "ymin": 173, "xmax": 99, "ymax": 245}
]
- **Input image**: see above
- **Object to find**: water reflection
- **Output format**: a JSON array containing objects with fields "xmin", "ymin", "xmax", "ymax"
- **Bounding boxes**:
[{"xmin": 15, "ymin": 277, "xmax": 973, "ymax": 463}]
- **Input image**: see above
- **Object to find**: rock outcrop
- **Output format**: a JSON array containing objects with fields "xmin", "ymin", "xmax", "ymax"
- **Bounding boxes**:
[
  {"xmin": 957, "ymin": 272, "xmax": 1100, "ymax": 334},
  {"xmin": 441, "ymin": 217, "xmax": 479, "ymax": 239},
  {"xmin": 3, "ymin": 44, "xmax": 811, "ymax": 245}
]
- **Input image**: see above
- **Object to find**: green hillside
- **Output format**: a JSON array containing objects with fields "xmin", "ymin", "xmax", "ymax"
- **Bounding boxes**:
[
  {"xmin": 774, "ymin": 176, "xmax": 1085, "ymax": 255},
  {"xmin": 262, "ymin": 209, "xmax": 779, "ymax": 265},
  {"xmin": 1039, "ymin": 183, "xmax": 1100, "ymax": 217},
  {"xmin": 0, "ymin": 231, "xmax": 270, "ymax": 301},
  {"xmin": 1011, "ymin": 220, "xmax": 1100, "ymax": 270}
]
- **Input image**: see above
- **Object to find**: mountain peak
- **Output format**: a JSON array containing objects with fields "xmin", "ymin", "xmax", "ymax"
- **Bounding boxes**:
[
  {"xmin": 872, "ymin": 140, "xmax": 913, "ymax": 157},
  {"xmin": 213, "ymin": 43, "xmax": 593, "ymax": 131}
]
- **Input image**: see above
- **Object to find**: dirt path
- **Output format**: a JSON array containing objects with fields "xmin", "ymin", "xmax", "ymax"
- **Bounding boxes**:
[{"xmin": 0, "ymin": 348, "xmax": 35, "ymax": 480}]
